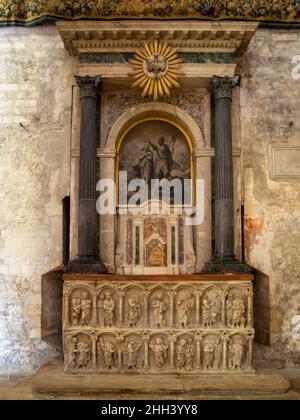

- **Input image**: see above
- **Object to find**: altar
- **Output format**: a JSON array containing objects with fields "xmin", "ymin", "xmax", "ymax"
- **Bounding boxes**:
[{"xmin": 58, "ymin": 21, "xmax": 258, "ymax": 375}]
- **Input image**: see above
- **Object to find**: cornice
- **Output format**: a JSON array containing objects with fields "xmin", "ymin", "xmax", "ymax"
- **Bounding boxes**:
[{"xmin": 56, "ymin": 21, "xmax": 258, "ymax": 57}]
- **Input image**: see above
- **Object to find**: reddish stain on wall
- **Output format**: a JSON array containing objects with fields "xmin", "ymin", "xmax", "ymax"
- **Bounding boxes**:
[{"xmin": 244, "ymin": 217, "xmax": 264, "ymax": 257}]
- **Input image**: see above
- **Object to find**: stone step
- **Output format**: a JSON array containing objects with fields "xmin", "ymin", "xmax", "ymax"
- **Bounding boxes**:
[{"xmin": 31, "ymin": 359, "xmax": 291, "ymax": 399}]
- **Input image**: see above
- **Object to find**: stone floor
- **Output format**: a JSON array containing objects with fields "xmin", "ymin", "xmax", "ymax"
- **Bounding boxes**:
[{"xmin": 0, "ymin": 358, "xmax": 300, "ymax": 400}]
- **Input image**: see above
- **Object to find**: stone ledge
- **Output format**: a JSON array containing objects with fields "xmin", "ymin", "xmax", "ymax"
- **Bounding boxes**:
[{"xmin": 31, "ymin": 359, "xmax": 290, "ymax": 399}]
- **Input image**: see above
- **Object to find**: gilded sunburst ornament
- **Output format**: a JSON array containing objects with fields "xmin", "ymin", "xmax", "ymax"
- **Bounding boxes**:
[{"xmin": 130, "ymin": 41, "xmax": 183, "ymax": 100}]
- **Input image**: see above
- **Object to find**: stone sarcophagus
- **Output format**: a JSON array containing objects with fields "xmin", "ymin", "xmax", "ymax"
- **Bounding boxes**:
[{"xmin": 63, "ymin": 274, "xmax": 254, "ymax": 374}]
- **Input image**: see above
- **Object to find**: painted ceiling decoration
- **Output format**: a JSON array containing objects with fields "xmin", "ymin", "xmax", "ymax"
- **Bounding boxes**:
[{"xmin": 0, "ymin": 1, "xmax": 300, "ymax": 26}]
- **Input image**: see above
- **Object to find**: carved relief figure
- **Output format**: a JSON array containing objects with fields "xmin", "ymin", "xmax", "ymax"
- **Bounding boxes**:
[
  {"xmin": 152, "ymin": 292, "xmax": 167, "ymax": 328},
  {"xmin": 100, "ymin": 338, "xmax": 116, "ymax": 369},
  {"xmin": 150, "ymin": 337, "xmax": 168, "ymax": 368},
  {"xmin": 226, "ymin": 293, "xmax": 234, "ymax": 327},
  {"xmin": 65, "ymin": 335, "xmax": 78, "ymax": 371},
  {"xmin": 125, "ymin": 340, "xmax": 141, "ymax": 369},
  {"xmin": 185, "ymin": 339, "xmax": 195, "ymax": 371},
  {"xmin": 77, "ymin": 341, "xmax": 91, "ymax": 369},
  {"xmin": 232, "ymin": 296, "xmax": 246, "ymax": 328},
  {"xmin": 72, "ymin": 296, "xmax": 82, "ymax": 326},
  {"xmin": 103, "ymin": 292, "xmax": 116, "ymax": 328},
  {"xmin": 80, "ymin": 293, "xmax": 92, "ymax": 326},
  {"xmin": 213, "ymin": 338, "xmax": 222, "ymax": 370},
  {"xmin": 176, "ymin": 339, "xmax": 187, "ymax": 370},
  {"xmin": 127, "ymin": 296, "xmax": 142, "ymax": 328},
  {"xmin": 176, "ymin": 338, "xmax": 195, "ymax": 371},
  {"xmin": 176, "ymin": 293, "xmax": 195, "ymax": 327},
  {"xmin": 210, "ymin": 294, "xmax": 221, "ymax": 327},
  {"xmin": 202, "ymin": 298, "xmax": 211, "ymax": 327},
  {"xmin": 202, "ymin": 294, "xmax": 221, "ymax": 327},
  {"xmin": 229, "ymin": 337, "xmax": 244, "ymax": 371},
  {"xmin": 203, "ymin": 338, "xmax": 215, "ymax": 370}
]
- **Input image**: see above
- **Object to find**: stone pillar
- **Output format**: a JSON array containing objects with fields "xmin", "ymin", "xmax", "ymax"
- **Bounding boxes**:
[
  {"xmin": 119, "ymin": 292, "xmax": 124, "ymax": 327},
  {"xmin": 195, "ymin": 291, "xmax": 201, "ymax": 325},
  {"xmin": 169, "ymin": 334, "xmax": 175, "ymax": 368},
  {"xmin": 195, "ymin": 333, "xmax": 202, "ymax": 369},
  {"xmin": 214, "ymin": 76, "xmax": 237, "ymax": 262},
  {"xmin": 91, "ymin": 334, "xmax": 98, "ymax": 368},
  {"xmin": 203, "ymin": 76, "xmax": 251, "ymax": 274},
  {"xmin": 63, "ymin": 291, "xmax": 70, "ymax": 327},
  {"xmin": 68, "ymin": 75, "xmax": 106, "ymax": 273},
  {"xmin": 93, "ymin": 289, "xmax": 98, "ymax": 326},
  {"xmin": 143, "ymin": 291, "xmax": 149, "ymax": 327}
]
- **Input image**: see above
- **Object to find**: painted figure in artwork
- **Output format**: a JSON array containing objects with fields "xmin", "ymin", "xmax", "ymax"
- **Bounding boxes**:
[
  {"xmin": 137, "ymin": 142, "xmax": 155, "ymax": 185},
  {"xmin": 149, "ymin": 137, "xmax": 173, "ymax": 179}
]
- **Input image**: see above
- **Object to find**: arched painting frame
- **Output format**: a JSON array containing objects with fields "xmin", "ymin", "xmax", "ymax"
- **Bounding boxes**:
[{"xmin": 116, "ymin": 117, "xmax": 195, "ymax": 207}]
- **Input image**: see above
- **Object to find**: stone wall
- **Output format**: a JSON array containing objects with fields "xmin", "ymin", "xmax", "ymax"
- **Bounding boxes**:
[
  {"xmin": 239, "ymin": 29, "xmax": 300, "ymax": 367},
  {"xmin": 0, "ymin": 24, "xmax": 75, "ymax": 371}
]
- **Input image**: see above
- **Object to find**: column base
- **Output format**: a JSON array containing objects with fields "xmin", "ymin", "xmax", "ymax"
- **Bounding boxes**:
[
  {"xmin": 66, "ymin": 257, "xmax": 107, "ymax": 274},
  {"xmin": 201, "ymin": 259, "xmax": 253, "ymax": 275}
]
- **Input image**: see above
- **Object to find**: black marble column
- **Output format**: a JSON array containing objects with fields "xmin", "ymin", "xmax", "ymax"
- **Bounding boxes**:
[
  {"xmin": 203, "ymin": 76, "xmax": 252, "ymax": 274},
  {"xmin": 67, "ymin": 75, "xmax": 106, "ymax": 273}
]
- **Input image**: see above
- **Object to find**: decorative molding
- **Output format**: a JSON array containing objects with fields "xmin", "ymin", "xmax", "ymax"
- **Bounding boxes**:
[
  {"xmin": 72, "ymin": 149, "xmax": 116, "ymax": 159},
  {"xmin": 0, "ymin": 2, "xmax": 299, "ymax": 26},
  {"xmin": 76, "ymin": 63, "xmax": 237, "ymax": 91},
  {"xmin": 268, "ymin": 142, "xmax": 300, "ymax": 181},
  {"xmin": 56, "ymin": 21, "xmax": 258, "ymax": 57},
  {"xmin": 71, "ymin": 147, "xmax": 241, "ymax": 159},
  {"xmin": 194, "ymin": 148, "xmax": 241, "ymax": 158}
]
